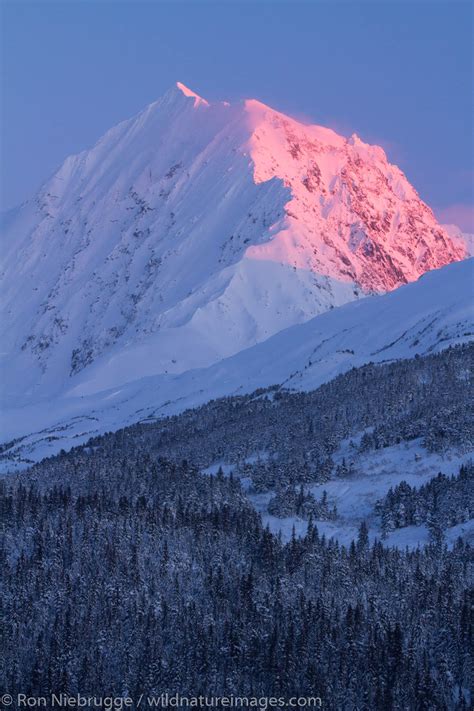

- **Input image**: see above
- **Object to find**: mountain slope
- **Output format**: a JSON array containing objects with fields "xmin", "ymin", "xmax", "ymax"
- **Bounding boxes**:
[
  {"xmin": 1, "ymin": 258, "xmax": 472, "ymax": 470},
  {"xmin": 442, "ymin": 222, "xmax": 474, "ymax": 257},
  {"xmin": 0, "ymin": 82, "xmax": 465, "ymax": 406}
]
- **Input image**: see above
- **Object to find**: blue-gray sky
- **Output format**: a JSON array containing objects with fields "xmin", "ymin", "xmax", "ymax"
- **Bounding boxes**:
[{"xmin": 1, "ymin": 0, "xmax": 473, "ymax": 229}]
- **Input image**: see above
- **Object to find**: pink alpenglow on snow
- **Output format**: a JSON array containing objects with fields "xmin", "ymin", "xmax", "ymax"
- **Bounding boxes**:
[
  {"xmin": 243, "ymin": 98, "xmax": 465, "ymax": 291},
  {"xmin": 175, "ymin": 81, "xmax": 209, "ymax": 107}
]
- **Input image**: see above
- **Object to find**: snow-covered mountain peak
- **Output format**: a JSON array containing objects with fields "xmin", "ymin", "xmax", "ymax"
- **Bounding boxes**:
[
  {"xmin": 0, "ymin": 83, "xmax": 467, "ymax": 406},
  {"xmin": 243, "ymin": 99, "xmax": 463, "ymax": 290},
  {"xmin": 174, "ymin": 81, "xmax": 209, "ymax": 106}
]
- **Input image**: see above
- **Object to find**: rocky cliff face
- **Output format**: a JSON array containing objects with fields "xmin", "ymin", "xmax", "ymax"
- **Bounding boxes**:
[{"xmin": 244, "ymin": 98, "xmax": 464, "ymax": 291}]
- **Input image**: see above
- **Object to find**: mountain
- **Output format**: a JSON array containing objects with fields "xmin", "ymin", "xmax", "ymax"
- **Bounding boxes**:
[
  {"xmin": 2, "ymin": 258, "xmax": 472, "ymax": 470},
  {"xmin": 442, "ymin": 222, "xmax": 474, "ymax": 257},
  {"xmin": 0, "ymin": 82, "xmax": 465, "ymax": 407}
]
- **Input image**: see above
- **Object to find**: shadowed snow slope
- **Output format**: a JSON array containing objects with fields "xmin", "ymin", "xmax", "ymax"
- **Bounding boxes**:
[
  {"xmin": 1, "ymin": 259, "xmax": 472, "ymax": 470},
  {"xmin": 0, "ymin": 82, "xmax": 465, "ymax": 407}
]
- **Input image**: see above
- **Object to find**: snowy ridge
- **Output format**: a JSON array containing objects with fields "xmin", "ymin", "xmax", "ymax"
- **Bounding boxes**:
[
  {"xmin": 1, "ymin": 258, "xmax": 472, "ymax": 470},
  {"xmin": 0, "ymin": 82, "xmax": 465, "ymax": 407}
]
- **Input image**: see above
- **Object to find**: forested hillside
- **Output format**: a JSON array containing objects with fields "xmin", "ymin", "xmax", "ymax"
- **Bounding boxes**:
[
  {"xmin": 2, "ymin": 453, "xmax": 473, "ymax": 709},
  {"xmin": 88, "ymin": 343, "xmax": 474, "ymax": 491},
  {"xmin": 1, "ymin": 344, "xmax": 473, "ymax": 707}
]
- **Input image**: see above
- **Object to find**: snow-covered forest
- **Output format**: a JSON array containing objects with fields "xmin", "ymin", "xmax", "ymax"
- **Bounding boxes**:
[{"xmin": 2, "ymin": 344, "xmax": 473, "ymax": 709}]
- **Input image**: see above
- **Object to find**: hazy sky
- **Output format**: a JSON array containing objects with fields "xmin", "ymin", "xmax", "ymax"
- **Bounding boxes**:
[{"xmin": 1, "ymin": 0, "xmax": 473, "ymax": 229}]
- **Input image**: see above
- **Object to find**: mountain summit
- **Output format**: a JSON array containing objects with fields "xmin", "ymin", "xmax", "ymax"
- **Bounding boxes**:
[{"xmin": 0, "ymin": 82, "xmax": 466, "ymax": 403}]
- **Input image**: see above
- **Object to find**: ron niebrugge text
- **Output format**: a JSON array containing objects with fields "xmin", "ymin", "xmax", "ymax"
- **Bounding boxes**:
[{"xmin": 3, "ymin": 694, "xmax": 323, "ymax": 709}]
